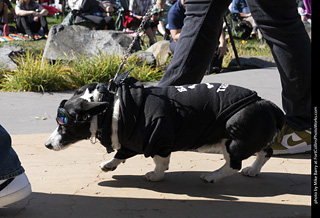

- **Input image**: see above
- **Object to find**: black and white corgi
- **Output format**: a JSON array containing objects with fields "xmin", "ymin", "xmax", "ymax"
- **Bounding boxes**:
[{"xmin": 45, "ymin": 77, "xmax": 284, "ymax": 183}]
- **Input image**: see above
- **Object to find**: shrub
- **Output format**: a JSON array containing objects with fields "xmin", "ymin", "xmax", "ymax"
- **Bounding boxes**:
[
  {"xmin": 0, "ymin": 52, "xmax": 71, "ymax": 92},
  {"xmin": 0, "ymin": 51, "xmax": 163, "ymax": 92},
  {"xmin": 67, "ymin": 53, "xmax": 121, "ymax": 88}
]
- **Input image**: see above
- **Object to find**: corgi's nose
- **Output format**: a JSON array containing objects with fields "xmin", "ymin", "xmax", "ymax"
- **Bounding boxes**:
[{"xmin": 45, "ymin": 142, "xmax": 53, "ymax": 150}]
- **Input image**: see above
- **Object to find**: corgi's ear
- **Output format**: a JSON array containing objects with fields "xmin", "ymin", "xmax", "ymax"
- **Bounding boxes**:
[
  {"xmin": 82, "ymin": 101, "xmax": 109, "ymax": 116},
  {"xmin": 59, "ymin": 99, "xmax": 68, "ymax": 108}
]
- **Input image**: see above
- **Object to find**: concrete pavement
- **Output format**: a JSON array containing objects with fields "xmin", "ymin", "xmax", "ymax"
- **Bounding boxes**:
[{"xmin": 0, "ymin": 67, "xmax": 311, "ymax": 217}]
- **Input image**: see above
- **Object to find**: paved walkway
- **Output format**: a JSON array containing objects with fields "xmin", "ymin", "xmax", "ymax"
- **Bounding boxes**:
[{"xmin": 0, "ymin": 68, "xmax": 311, "ymax": 218}]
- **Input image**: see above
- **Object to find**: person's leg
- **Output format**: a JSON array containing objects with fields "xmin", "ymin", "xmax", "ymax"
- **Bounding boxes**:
[
  {"xmin": 0, "ymin": 125, "xmax": 24, "ymax": 179},
  {"xmin": 144, "ymin": 20, "xmax": 157, "ymax": 46},
  {"xmin": 39, "ymin": 16, "xmax": 49, "ymax": 34},
  {"xmin": 145, "ymin": 27, "xmax": 156, "ymax": 45},
  {"xmin": 246, "ymin": 0, "xmax": 311, "ymax": 155},
  {"xmin": 0, "ymin": 125, "xmax": 31, "ymax": 207},
  {"xmin": 158, "ymin": 0, "xmax": 232, "ymax": 86},
  {"xmin": 15, "ymin": 17, "xmax": 25, "ymax": 33},
  {"xmin": 1, "ymin": 3, "xmax": 8, "ymax": 24},
  {"xmin": 16, "ymin": 16, "xmax": 34, "ymax": 39},
  {"xmin": 103, "ymin": 16, "xmax": 115, "ymax": 30},
  {"xmin": 30, "ymin": 20, "xmax": 41, "ymax": 34},
  {"xmin": 246, "ymin": 0, "xmax": 311, "ymax": 131},
  {"xmin": 0, "ymin": 3, "xmax": 9, "ymax": 36},
  {"xmin": 76, "ymin": 14, "xmax": 102, "ymax": 28},
  {"xmin": 0, "ymin": 2, "xmax": 3, "ymax": 13}
]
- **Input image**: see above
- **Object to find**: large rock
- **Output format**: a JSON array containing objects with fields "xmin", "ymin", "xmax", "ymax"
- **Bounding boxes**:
[
  {"xmin": 133, "ymin": 51, "xmax": 156, "ymax": 65},
  {"xmin": 146, "ymin": 40, "xmax": 171, "ymax": 65},
  {"xmin": 43, "ymin": 24, "xmax": 141, "ymax": 61},
  {"xmin": 0, "ymin": 45, "xmax": 25, "ymax": 70}
]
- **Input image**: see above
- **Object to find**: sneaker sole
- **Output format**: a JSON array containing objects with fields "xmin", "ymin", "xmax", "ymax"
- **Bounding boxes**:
[
  {"xmin": 0, "ymin": 183, "xmax": 32, "ymax": 207},
  {"xmin": 273, "ymin": 144, "xmax": 311, "ymax": 155}
]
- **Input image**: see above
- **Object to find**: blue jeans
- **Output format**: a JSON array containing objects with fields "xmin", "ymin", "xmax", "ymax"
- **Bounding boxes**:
[
  {"xmin": 158, "ymin": 0, "xmax": 311, "ymax": 131},
  {"xmin": 0, "ymin": 125, "xmax": 24, "ymax": 180}
]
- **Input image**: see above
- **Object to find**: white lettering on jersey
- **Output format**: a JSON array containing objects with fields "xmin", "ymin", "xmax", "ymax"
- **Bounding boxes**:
[
  {"xmin": 217, "ymin": 83, "xmax": 229, "ymax": 92},
  {"xmin": 175, "ymin": 86, "xmax": 188, "ymax": 92},
  {"xmin": 188, "ymin": 84, "xmax": 197, "ymax": 89},
  {"xmin": 206, "ymin": 83, "xmax": 214, "ymax": 89}
]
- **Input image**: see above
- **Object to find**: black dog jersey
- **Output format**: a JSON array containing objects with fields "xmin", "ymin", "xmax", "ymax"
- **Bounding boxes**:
[{"xmin": 116, "ymin": 77, "xmax": 261, "ymax": 158}]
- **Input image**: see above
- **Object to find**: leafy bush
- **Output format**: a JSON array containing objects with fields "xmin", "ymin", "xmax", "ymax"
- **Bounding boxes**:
[
  {"xmin": 0, "ymin": 51, "xmax": 163, "ymax": 92},
  {"xmin": 0, "ymin": 52, "xmax": 71, "ymax": 92}
]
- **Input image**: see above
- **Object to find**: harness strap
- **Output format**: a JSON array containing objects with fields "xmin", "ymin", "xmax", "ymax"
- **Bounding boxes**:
[
  {"xmin": 95, "ymin": 83, "xmax": 115, "ymax": 153},
  {"xmin": 94, "ymin": 68, "xmax": 133, "ymax": 153}
]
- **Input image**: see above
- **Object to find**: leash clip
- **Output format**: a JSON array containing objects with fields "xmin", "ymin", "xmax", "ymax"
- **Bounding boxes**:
[{"xmin": 107, "ymin": 68, "xmax": 134, "ymax": 94}]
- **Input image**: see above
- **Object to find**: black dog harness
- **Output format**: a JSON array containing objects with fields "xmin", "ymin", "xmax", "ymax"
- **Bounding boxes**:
[
  {"xmin": 94, "ymin": 69, "xmax": 133, "ymax": 153},
  {"xmin": 96, "ymin": 76, "xmax": 261, "ymax": 158}
]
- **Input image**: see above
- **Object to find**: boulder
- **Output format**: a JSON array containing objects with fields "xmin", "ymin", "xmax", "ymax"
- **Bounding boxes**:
[
  {"xmin": 228, "ymin": 55, "xmax": 276, "ymax": 69},
  {"xmin": 146, "ymin": 40, "xmax": 171, "ymax": 65},
  {"xmin": 133, "ymin": 51, "xmax": 156, "ymax": 65},
  {"xmin": 43, "ymin": 24, "xmax": 141, "ymax": 61},
  {"xmin": 0, "ymin": 45, "xmax": 25, "ymax": 70}
]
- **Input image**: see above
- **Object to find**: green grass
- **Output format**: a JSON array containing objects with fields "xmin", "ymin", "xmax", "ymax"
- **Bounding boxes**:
[{"xmin": 222, "ymin": 38, "xmax": 272, "ymax": 68}]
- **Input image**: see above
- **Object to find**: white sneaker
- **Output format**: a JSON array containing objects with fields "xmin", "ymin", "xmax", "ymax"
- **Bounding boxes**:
[
  {"xmin": 271, "ymin": 123, "xmax": 311, "ymax": 155},
  {"xmin": 0, "ymin": 173, "xmax": 32, "ymax": 207}
]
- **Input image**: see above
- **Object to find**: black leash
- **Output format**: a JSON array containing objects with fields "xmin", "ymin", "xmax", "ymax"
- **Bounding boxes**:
[{"xmin": 108, "ymin": 0, "xmax": 156, "ymax": 91}]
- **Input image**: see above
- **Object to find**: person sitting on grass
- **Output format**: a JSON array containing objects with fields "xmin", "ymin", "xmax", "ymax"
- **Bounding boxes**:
[
  {"xmin": 0, "ymin": 0, "xmax": 17, "ymax": 36},
  {"xmin": 15, "ymin": 0, "xmax": 49, "ymax": 40},
  {"xmin": 230, "ymin": 0, "xmax": 264, "ymax": 45},
  {"xmin": 74, "ymin": 0, "xmax": 115, "ymax": 30},
  {"xmin": 127, "ymin": 0, "xmax": 158, "ymax": 46}
]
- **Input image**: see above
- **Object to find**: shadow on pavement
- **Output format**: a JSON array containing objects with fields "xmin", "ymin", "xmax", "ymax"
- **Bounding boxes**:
[
  {"xmin": 100, "ymin": 171, "xmax": 311, "ymax": 200},
  {"xmin": 1, "ymin": 191, "xmax": 310, "ymax": 218}
]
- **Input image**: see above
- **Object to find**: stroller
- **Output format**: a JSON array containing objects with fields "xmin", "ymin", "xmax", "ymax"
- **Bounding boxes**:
[{"xmin": 63, "ymin": 0, "xmax": 115, "ymax": 30}]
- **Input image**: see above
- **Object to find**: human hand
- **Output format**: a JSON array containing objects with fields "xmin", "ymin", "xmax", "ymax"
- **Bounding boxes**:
[
  {"xmin": 33, "ymin": 14, "xmax": 40, "ymax": 22},
  {"xmin": 217, "ymin": 44, "xmax": 227, "ymax": 59},
  {"xmin": 33, "ymin": 11, "xmax": 40, "ymax": 21}
]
